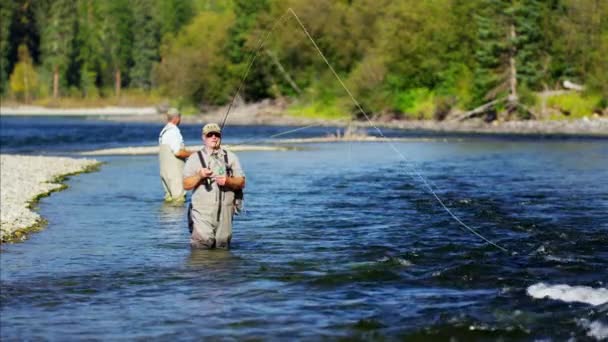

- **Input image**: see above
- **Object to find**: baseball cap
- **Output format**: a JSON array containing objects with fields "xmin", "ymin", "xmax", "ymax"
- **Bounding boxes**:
[
  {"xmin": 166, "ymin": 107, "xmax": 180, "ymax": 117},
  {"xmin": 202, "ymin": 123, "xmax": 222, "ymax": 135}
]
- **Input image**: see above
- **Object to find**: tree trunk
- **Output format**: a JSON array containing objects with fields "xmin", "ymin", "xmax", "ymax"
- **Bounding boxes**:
[
  {"xmin": 507, "ymin": 23, "xmax": 518, "ymax": 109},
  {"xmin": 115, "ymin": 68, "xmax": 121, "ymax": 97},
  {"xmin": 53, "ymin": 65, "xmax": 59, "ymax": 99}
]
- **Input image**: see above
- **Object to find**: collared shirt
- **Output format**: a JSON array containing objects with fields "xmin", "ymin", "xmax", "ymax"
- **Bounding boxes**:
[
  {"xmin": 158, "ymin": 123, "xmax": 184, "ymax": 154},
  {"xmin": 183, "ymin": 147, "xmax": 245, "ymax": 205}
]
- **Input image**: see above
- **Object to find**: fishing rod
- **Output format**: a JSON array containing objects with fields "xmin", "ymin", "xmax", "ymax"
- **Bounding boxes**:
[
  {"xmin": 220, "ymin": 10, "xmax": 292, "ymax": 131},
  {"xmin": 220, "ymin": 8, "xmax": 509, "ymax": 253}
]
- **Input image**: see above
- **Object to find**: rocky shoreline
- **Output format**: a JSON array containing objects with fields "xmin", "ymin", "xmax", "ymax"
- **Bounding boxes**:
[{"xmin": 0, "ymin": 155, "xmax": 100, "ymax": 243}]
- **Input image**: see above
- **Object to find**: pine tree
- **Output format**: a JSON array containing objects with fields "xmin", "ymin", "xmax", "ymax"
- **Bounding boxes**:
[
  {"xmin": 37, "ymin": 0, "xmax": 77, "ymax": 98},
  {"xmin": 513, "ymin": 0, "xmax": 547, "ymax": 90},
  {"xmin": 225, "ymin": 0, "xmax": 271, "ymax": 101},
  {"xmin": 76, "ymin": 0, "xmax": 104, "ymax": 98},
  {"xmin": 473, "ymin": 0, "xmax": 511, "ymax": 105},
  {"xmin": 100, "ymin": 0, "xmax": 134, "ymax": 97},
  {"xmin": 131, "ymin": 0, "xmax": 159, "ymax": 90},
  {"xmin": 473, "ymin": 0, "xmax": 544, "ymax": 118},
  {"xmin": 0, "ymin": 0, "xmax": 14, "ymax": 95},
  {"xmin": 155, "ymin": 0, "xmax": 193, "ymax": 38}
]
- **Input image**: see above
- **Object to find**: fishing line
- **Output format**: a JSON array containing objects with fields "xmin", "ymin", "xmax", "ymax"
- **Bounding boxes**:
[
  {"xmin": 220, "ymin": 10, "xmax": 293, "ymax": 132},
  {"xmin": 221, "ymin": 8, "xmax": 509, "ymax": 253},
  {"xmin": 268, "ymin": 124, "xmax": 319, "ymax": 139}
]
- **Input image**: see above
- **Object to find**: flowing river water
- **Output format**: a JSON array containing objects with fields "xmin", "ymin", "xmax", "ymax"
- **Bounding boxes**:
[{"xmin": 1, "ymin": 116, "xmax": 607, "ymax": 340}]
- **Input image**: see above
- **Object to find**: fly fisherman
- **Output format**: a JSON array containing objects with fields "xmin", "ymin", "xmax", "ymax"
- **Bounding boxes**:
[
  {"xmin": 159, "ymin": 107, "xmax": 192, "ymax": 203},
  {"xmin": 183, "ymin": 123, "xmax": 245, "ymax": 249}
]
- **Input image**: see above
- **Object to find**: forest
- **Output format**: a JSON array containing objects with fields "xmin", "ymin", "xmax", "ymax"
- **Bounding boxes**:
[{"xmin": 1, "ymin": 0, "xmax": 606, "ymax": 120}]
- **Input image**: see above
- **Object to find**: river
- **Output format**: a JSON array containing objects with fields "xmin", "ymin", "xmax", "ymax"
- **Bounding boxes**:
[{"xmin": 1, "ymin": 116, "xmax": 607, "ymax": 340}]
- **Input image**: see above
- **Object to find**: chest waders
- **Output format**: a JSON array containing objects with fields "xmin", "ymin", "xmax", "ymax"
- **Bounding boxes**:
[
  {"xmin": 187, "ymin": 150, "xmax": 236, "ymax": 233},
  {"xmin": 159, "ymin": 144, "xmax": 185, "ymax": 201}
]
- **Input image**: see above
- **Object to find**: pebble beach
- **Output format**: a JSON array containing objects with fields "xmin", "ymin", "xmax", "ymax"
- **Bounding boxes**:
[{"xmin": 0, "ymin": 155, "xmax": 100, "ymax": 243}]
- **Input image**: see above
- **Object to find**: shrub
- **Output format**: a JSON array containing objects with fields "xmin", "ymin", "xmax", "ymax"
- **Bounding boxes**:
[{"xmin": 546, "ymin": 92, "xmax": 602, "ymax": 119}]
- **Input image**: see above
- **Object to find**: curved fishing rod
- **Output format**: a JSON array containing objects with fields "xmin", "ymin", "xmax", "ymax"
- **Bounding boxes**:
[{"xmin": 220, "ymin": 8, "xmax": 509, "ymax": 253}]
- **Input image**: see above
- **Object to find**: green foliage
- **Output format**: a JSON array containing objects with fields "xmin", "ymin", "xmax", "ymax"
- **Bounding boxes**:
[
  {"xmin": 155, "ymin": 0, "xmax": 194, "ymax": 38},
  {"xmin": 547, "ymin": 92, "xmax": 603, "ymax": 118},
  {"xmin": 224, "ymin": 0, "xmax": 271, "ymax": 100},
  {"xmin": 155, "ymin": 9, "xmax": 235, "ymax": 105},
  {"xmin": 0, "ymin": 0, "xmax": 605, "ymax": 120},
  {"xmin": 76, "ymin": 0, "xmax": 104, "ymax": 97},
  {"xmin": 437, "ymin": 63, "xmax": 475, "ymax": 108},
  {"xmin": 393, "ymin": 88, "xmax": 435, "ymax": 119},
  {"xmin": 131, "ymin": 0, "xmax": 159, "ymax": 90},
  {"xmin": 512, "ymin": 0, "xmax": 548, "ymax": 90},
  {"xmin": 99, "ymin": 0, "xmax": 134, "ymax": 91},
  {"xmin": 287, "ymin": 100, "xmax": 350, "ymax": 120},
  {"xmin": 518, "ymin": 85, "xmax": 538, "ymax": 107},
  {"xmin": 586, "ymin": 5, "xmax": 608, "ymax": 95},
  {"xmin": 38, "ymin": 0, "xmax": 77, "ymax": 93},
  {"xmin": 473, "ymin": 0, "xmax": 510, "ymax": 104},
  {"xmin": 0, "ymin": 0, "xmax": 14, "ymax": 94},
  {"xmin": 9, "ymin": 44, "xmax": 38, "ymax": 101}
]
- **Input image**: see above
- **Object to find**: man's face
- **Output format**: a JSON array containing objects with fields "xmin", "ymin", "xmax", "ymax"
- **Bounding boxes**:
[{"xmin": 204, "ymin": 132, "xmax": 221, "ymax": 150}]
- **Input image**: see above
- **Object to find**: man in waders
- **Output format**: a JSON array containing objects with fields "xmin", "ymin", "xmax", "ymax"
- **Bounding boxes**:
[
  {"xmin": 183, "ymin": 123, "xmax": 245, "ymax": 249},
  {"xmin": 159, "ymin": 108, "xmax": 192, "ymax": 203}
]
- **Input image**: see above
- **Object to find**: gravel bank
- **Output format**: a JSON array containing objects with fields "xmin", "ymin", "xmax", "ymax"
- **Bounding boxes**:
[
  {"xmin": 0, "ymin": 155, "xmax": 100, "ymax": 243},
  {"xmin": 79, "ymin": 144, "xmax": 292, "ymax": 156}
]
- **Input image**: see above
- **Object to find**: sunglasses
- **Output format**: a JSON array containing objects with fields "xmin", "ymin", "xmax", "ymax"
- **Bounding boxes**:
[{"xmin": 205, "ymin": 132, "xmax": 221, "ymax": 138}]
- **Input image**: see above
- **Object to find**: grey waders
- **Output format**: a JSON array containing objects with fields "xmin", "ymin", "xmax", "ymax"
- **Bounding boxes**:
[
  {"xmin": 159, "ymin": 144, "xmax": 186, "ymax": 202},
  {"xmin": 188, "ymin": 150, "xmax": 242, "ymax": 249}
]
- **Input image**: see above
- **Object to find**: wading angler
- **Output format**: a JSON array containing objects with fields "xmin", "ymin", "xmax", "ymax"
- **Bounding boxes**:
[{"xmin": 183, "ymin": 123, "xmax": 246, "ymax": 249}]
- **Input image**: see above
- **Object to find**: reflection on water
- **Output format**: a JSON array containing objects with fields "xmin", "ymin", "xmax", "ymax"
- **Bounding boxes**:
[
  {"xmin": 187, "ymin": 249, "xmax": 241, "ymax": 269},
  {"xmin": 1, "ymin": 138, "xmax": 607, "ymax": 340},
  {"xmin": 158, "ymin": 202, "xmax": 187, "ymax": 223}
]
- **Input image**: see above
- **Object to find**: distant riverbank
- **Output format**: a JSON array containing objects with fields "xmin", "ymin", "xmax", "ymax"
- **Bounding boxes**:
[{"xmin": 2, "ymin": 103, "xmax": 607, "ymax": 137}]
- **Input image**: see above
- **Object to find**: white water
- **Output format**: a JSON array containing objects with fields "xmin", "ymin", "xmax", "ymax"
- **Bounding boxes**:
[
  {"xmin": 527, "ymin": 283, "xmax": 608, "ymax": 306},
  {"xmin": 578, "ymin": 319, "xmax": 608, "ymax": 340}
]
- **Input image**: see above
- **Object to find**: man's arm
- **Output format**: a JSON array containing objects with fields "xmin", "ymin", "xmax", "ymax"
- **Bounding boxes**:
[
  {"xmin": 175, "ymin": 149, "xmax": 192, "ymax": 159},
  {"xmin": 220, "ymin": 176, "xmax": 245, "ymax": 190},
  {"xmin": 183, "ymin": 168, "xmax": 213, "ymax": 190}
]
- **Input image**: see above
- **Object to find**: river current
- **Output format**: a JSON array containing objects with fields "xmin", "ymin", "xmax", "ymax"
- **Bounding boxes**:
[{"xmin": 1, "ymin": 116, "xmax": 607, "ymax": 340}]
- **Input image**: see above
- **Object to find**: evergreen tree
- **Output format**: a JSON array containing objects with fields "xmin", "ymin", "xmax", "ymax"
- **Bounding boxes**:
[
  {"xmin": 37, "ymin": 0, "xmax": 77, "ymax": 98},
  {"xmin": 76, "ymin": 0, "xmax": 104, "ymax": 97},
  {"xmin": 513, "ymin": 0, "xmax": 547, "ymax": 90},
  {"xmin": 131, "ymin": 0, "xmax": 160, "ymax": 90},
  {"xmin": 0, "ymin": 0, "xmax": 14, "ymax": 95},
  {"xmin": 100, "ymin": 0, "xmax": 134, "ymax": 97},
  {"xmin": 225, "ymin": 0, "xmax": 271, "ymax": 101},
  {"xmin": 473, "ymin": 0, "xmax": 511, "ymax": 105},
  {"xmin": 155, "ymin": 0, "xmax": 194, "ymax": 38}
]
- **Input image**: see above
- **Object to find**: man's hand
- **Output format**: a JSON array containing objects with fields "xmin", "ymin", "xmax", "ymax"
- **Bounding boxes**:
[
  {"xmin": 199, "ymin": 168, "xmax": 213, "ymax": 179},
  {"xmin": 184, "ymin": 168, "xmax": 213, "ymax": 190},
  {"xmin": 215, "ymin": 176, "xmax": 227, "ymax": 186}
]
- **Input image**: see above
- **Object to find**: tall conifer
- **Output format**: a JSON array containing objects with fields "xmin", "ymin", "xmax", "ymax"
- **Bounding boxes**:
[{"xmin": 131, "ymin": 0, "xmax": 159, "ymax": 90}]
